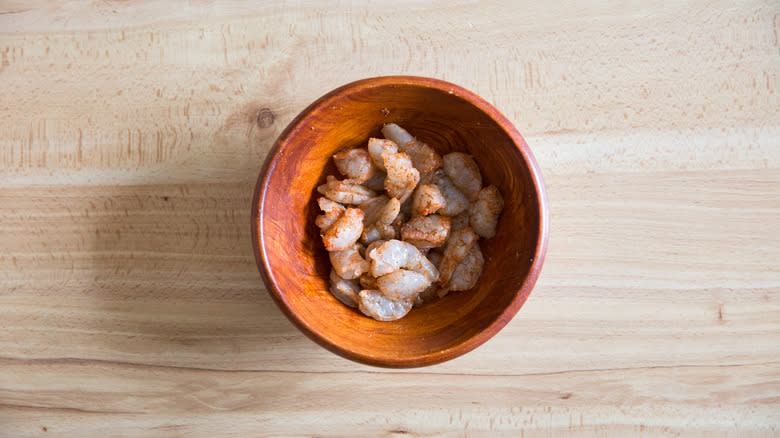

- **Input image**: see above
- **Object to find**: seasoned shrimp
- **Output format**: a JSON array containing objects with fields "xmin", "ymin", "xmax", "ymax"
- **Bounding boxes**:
[
  {"xmin": 329, "ymin": 244, "xmax": 369, "ymax": 279},
  {"xmin": 382, "ymin": 152, "xmax": 420, "ymax": 203},
  {"xmin": 359, "ymin": 196, "xmax": 400, "ymax": 243},
  {"xmin": 358, "ymin": 289, "xmax": 413, "ymax": 321},
  {"xmin": 362, "ymin": 239, "xmax": 386, "ymax": 259},
  {"xmin": 411, "ymin": 184, "xmax": 446, "ymax": 216},
  {"xmin": 437, "ymin": 226, "xmax": 478, "ymax": 286},
  {"xmin": 399, "ymin": 195, "xmax": 414, "ymax": 218},
  {"xmin": 329, "ymin": 270, "xmax": 360, "ymax": 308},
  {"xmin": 382, "ymin": 123, "xmax": 442, "ymax": 177},
  {"xmin": 315, "ymin": 197, "xmax": 346, "ymax": 231},
  {"xmin": 416, "ymin": 252, "xmax": 444, "ymax": 306},
  {"xmin": 415, "ymin": 285, "xmax": 441, "ymax": 307},
  {"xmin": 469, "ymin": 185, "xmax": 504, "ymax": 239},
  {"xmin": 317, "ymin": 175, "xmax": 376, "ymax": 205},
  {"xmin": 364, "ymin": 240, "xmax": 386, "ymax": 258},
  {"xmin": 318, "ymin": 125, "xmax": 502, "ymax": 318},
  {"xmin": 380, "ymin": 123, "xmax": 414, "ymax": 145},
  {"xmin": 333, "ymin": 148, "xmax": 376, "ymax": 183},
  {"xmin": 400, "ymin": 214, "xmax": 451, "ymax": 249},
  {"xmin": 377, "ymin": 197, "xmax": 400, "ymax": 224},
  {"xmin": 377, "ymin": 269, "xmax": 430, "ymax": 301},
  {"xmin": 428, "ymin": 250, "xmax": 444, "ymax": 268},
  {"xmin": 391, "ymin": 211, "xmax": 407, "ymax": 234},
  {"xmin": 358, "ymin": 195, "xmax": 389, "ymax": 226},
  {"xmin": 367, "ymin": 138, "xmax": 398, "ymax": 171},
  {"xmin": 362, "ymin": 224, "xmax": 382, "ymax": 244},
  {"xmin": 431, "ymin": 170, "xmax": 469, "ymax": 216},
  {"xmin": 402, "ymin": 141, "xmax": 442, "ymax": 179},
  {"xmin": 322, "ymin": 207, "xmax": 364, "ymax": 251},
  {"xmin": 359, "ymin": 272, "xmax": 379, "ymax": 290},
  {"xmin": 361, "ymin": 221, "xmax": 397, "ymax": 244},
  {"xmin": 363, "ymin": 170, "xmax": 386, "ymax": 192},
  {"xmin": 442, "ymin": 153, "xmax": 482, "ymax": 201},
  {"xmin": 366, "ymin": 239, "xmax": 439, "ymax": 283},
  {"xmin": 448, "ymin": 244, "xmax": 484, "ymax": 291},
  {"xmin": 449, "ymin": 211, "xmax": 470, "ymax": 231}
]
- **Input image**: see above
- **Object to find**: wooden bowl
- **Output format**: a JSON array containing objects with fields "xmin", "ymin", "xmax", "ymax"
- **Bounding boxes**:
[{"xmin": 251, "ymin": 76, "xmax": 548, "ymax": 367}]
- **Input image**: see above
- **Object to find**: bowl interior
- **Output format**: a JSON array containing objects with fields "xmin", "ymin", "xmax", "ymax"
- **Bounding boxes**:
[{"xmin": 256, "ymin": 79, "xmax": 544, "ymax": 367}]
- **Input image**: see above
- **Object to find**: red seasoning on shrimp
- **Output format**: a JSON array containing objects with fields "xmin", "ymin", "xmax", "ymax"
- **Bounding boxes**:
[{"xmin": 317, "ymin": 124, "xmax": 504, "ymax": 321}]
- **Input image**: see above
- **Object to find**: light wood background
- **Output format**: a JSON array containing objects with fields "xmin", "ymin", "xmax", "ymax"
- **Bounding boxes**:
[{"xmin": 1, "ymin": 1, "xmax": 779, "ymax": 436}]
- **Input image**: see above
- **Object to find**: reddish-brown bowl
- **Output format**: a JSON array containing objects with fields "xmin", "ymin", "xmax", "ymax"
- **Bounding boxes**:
[{"xmin": 251, "ymin": 76, "xmax": 548, "ymax": 367}]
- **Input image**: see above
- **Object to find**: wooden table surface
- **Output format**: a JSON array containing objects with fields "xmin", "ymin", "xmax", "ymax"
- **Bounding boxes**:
[{"xmin": 1, "ymin": 1, "xmax": 779, "ymax": 436}]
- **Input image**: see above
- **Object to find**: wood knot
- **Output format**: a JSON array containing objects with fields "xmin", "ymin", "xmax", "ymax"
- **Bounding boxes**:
[
  {"xmin": 560, "ymin": 392, "xmax": 573, "ymax": 399},
  {"xmin": 256, "ymin": 108, "xmax": 275, "ymax": 128}
]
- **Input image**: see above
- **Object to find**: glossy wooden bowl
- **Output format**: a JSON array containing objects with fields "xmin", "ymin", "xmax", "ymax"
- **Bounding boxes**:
[{"xmin": 251, "ymin": 76, "xmax": 548, "ymax": 367}]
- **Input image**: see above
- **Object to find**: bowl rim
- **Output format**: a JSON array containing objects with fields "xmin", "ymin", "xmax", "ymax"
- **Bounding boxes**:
[{"xmin": 251, "ymin": 75, "xmax": 549, "ymax": 368}]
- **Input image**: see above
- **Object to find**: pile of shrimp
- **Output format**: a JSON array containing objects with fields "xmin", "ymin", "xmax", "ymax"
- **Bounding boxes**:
[{"xmin": 316, "ymin": 123, "xmax": 504, "ymax": 321}]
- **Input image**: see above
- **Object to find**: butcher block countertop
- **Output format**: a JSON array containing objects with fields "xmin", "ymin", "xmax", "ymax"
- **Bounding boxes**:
[{"xmin": 1, "ymin": 1, "xmax": 778, "ymax": 436}]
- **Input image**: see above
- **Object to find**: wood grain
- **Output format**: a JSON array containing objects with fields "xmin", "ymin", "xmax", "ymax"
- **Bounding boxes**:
[{"xmin": 1, "ymin": 0, "xmax": 779, "ymax": 436}]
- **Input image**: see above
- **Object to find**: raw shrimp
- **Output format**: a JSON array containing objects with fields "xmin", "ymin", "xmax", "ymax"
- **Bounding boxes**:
[
  {"xmin": 391, "ymin": 211, "xmax": 407, "ymax": 235},
  {"xmin": 362, "ymin": 224, "xmax": 382, "ymax": 244},
  {"xmin": 329, "ymin": 270, "xmax": 360, "ymax": 308},
  {"xmin": 366, "ymin": 239, "xmax": 439, "ymax": 283},
  {"xmin": 317, "ymin": 175, "xmax": 376, "ymax": 205},
  {"xmin": 415, "ymin": 286, "xmax": 440, "ymax": 307},
  {"xmin": 411, "ymin": 184, "xmax": 446, "ymax": 216},
  {"xmin": 377, "ymin": 197, "xmax": 401, "ymax": 224},
  {"xmin": 380, "ymin": 123, "xmax": 414, "ymax": 145},
  {"xmin": 333, "ymin": 148, "xmax": 376, "ymax": 183},
  {"xmin": 449, "ymin": 211, "xmax": 470, "ymax": 231},
  {"xmin": 469, "ymin": 185, "xmax": 504, "ymax": 239},
  {"xmin": 427, "ymin": 250, "xmax": 444, "ymax": 268},
  {"xmin": 329, "ymin": 244, "xmax": 369, "ymax": 279},
  {"xmin": 359, "ymin": 272, "xmax": 379, "ymax": 290},
  {"xmin": 360, "ymin": 196, "xmax": 400, "ymax": 243},
  {"xmin": 442, "ymin": 152, "xmax": 482, "ymax": 201},
  {"xmin": 415, "ymin": 252, "xmax": 444, "ymax": 306},
  {"xmin": 361, "ymin": 221, "xmax": 396, "ymax": 244},
  {"xmin": 367, "ymin": 138, "xmax": 398, "ymax": 171},
  {"xmin": 321, "ymin": 208, "xmax": 364, "ymax": 251},
  {"xmin": 399, "ymin": 194, "xmax": 413, "ymax": 218},
  {"xmin": 315, "ymin": 197, "xmax": 346, "ymax": 231},
  {"xmin": 382, "ymin": 123, "xmax": 442, "ymax": 177},
  {"xmin": 358, "ymin": 195, "xmax": 389, "ymax": 226},
  {"xmin": 317, "ymin": 124, "xmax": 502, "ymax": 319},
  {"xmin": 363, "ymin": 170, "xmax": 386, "ymax": 192},
  {"xmin": 447, "ymin": 244, "xmax": 484, "ymax": 291},
  {"xmin": 431, "ymin": 170, "xmax": 469, "ymax": 216},
  {"xmin": 358, "ymin": 289, "xmax": 413, "ymax": 321},
  {"xmin": 364, "ymin": 239, "xmax": 387, "ymax": 256},
  {"xmin": 437, "ymin": 227, "xmax": 478, "ymax": 286},
  {"xmin": 400, "ymin": 214, "xmax": 451, "ymax": 249},
  {"xmin": 377, "ymin": 269, "xmax": 429, "ymax": 301},
  {"xmin": 382, "ymin": 152, "xmax": 420, "ymax": 203}
]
